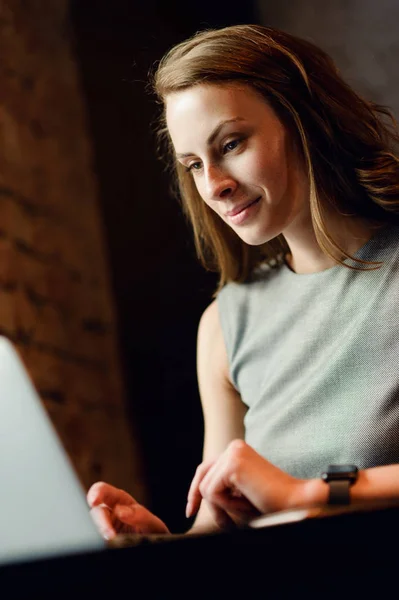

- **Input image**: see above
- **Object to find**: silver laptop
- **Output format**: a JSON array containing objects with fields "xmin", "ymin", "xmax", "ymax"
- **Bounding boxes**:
[{"xmin": 0, "ymin": 336, "xmax": 105, "ymax": 566}]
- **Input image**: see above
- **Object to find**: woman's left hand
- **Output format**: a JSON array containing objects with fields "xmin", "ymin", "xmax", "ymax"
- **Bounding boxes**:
[{"xmin": 186, "ymin": 440, "xmax": 305, "ymax": 529}]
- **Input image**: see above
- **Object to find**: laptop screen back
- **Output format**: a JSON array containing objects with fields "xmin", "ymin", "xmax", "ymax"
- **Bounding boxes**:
[{"xmin": 0, "ymin": 336, "xmax": 105, "ymax": 565}]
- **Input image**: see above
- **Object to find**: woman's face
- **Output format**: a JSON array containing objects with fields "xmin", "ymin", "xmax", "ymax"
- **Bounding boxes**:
[{"xmin": 165, "ymin": 83, "xmax": 310, "ymax": 246}]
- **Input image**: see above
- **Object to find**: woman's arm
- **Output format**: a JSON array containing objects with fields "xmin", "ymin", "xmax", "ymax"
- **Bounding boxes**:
[
  {"xmin": 87, "ymin": 298, "xmax": 245, "ymax": 539},
  {"xmin": 300, "ymin": 464, "xmax": 399, "ymax": 507},
  {"xmin": 187, "ymin": 440, "xmax": 399, "ymax": 526},
  {"xmin": 186, "ymin": 298, "xmax": 248, "ymax": 534}
]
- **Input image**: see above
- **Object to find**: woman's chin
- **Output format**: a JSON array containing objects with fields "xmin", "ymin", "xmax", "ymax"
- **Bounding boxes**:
[{"xmin": 236, "ymin": 229, "xmax": 278, "ymax": 246}]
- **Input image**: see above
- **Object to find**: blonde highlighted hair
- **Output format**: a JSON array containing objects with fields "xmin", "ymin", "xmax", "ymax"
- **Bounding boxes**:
[{"xmin": 150, "ymin": 24, "xmax": 399, "ymax": 293}]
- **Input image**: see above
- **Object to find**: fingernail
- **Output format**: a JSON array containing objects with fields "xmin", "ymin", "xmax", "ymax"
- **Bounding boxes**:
[
  {"xmin": 185, "ymin": 502, "xmax": 191, "ymax": 518},
  {"xmin": 103, "ymin": 529, "xmax": 115, "ymax": 540}
]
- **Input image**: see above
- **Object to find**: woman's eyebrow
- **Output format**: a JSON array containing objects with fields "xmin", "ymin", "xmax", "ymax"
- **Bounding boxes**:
[{"xmin": 176, "ymin": 117, "xmax": 246, "ymax": 159}]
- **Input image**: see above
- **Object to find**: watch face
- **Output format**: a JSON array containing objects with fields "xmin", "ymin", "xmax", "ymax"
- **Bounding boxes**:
[
  {"xmin": 328, "ymin": 465, "xmax": 358, "ymax": 475},
  {"xmin": 321, "ymin": 464, "xmax": 359, "ymax": 482}
]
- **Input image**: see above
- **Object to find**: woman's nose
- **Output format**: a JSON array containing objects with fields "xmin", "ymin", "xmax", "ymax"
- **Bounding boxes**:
[{"xmin": 204, "ymin": 164, "xmax": 238, "ymax": 201}]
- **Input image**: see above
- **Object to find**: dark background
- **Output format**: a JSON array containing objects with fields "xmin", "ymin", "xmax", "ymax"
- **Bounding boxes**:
[{"xmin": 68, "ymin": 1, "xmax": 259, "ymax": 531}]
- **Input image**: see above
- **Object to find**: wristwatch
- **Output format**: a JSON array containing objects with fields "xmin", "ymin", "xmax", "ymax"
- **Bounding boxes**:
[{"xmin": 321, "ymin": 464, "xmax": 359, "ymax": 505}]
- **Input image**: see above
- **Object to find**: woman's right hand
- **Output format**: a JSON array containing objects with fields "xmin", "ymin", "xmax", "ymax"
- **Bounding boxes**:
[{"xmin": 87, "ymin": 481, "xmax": 170, "ymax": 540}]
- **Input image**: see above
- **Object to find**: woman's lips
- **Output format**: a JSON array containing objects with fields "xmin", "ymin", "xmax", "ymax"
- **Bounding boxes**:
[{"xmin": 226, "ymin": 197, "xmax": 261, "ymax": 225}]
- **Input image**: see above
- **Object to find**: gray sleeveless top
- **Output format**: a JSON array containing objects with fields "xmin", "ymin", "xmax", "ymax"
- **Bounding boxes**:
[{"xmin": 217, "ymin": 224, "xmax": 399, "ymax": 479}]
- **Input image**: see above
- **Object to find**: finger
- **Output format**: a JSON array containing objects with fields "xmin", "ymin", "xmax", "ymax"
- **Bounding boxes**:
[
  {"xmin": 190, "ymin": 455, "xmax": 236, "ymax": 517},
  {"xmin": 90, "ymin": 505, "xmax": 116, "ymax": 540},
  {"xmin": 114, "ymin": 503, "xmax": 170, "ymax": 534},
  {"xmin": 212, "ymin": 493, "xmax": 261, "ymax": 523},
  {"xmin": 204, "ymin": 500, "xmax": 236, "ymax": 531},
  {"xmin": 186, "ymin": 460, "xmax": 215, "ymax": 518},
  {"xmin": 202, "ymin": 468, "xmax": 254, "ymax": 513},
  {"xmin": 87, "ymin": 482, "xmax": 137, "ymax": 509},
  {"xmin": 198, "ymin": 453, "xmax": 232, "ymax": 500},
  {"xmin": 198, "ymin": 454, "xmax": 259, "ymax": 521}
]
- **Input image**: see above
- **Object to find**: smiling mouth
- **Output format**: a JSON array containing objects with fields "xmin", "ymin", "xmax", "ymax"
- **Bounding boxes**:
[{"xmin": 226, "ymin": 197, "xmax": 261, "ymax": 217}]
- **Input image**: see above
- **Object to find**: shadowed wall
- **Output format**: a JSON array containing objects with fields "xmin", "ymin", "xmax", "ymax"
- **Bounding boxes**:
[
  {"xmin": 257, "ymin": 0, "xmax": 399, "ymax": 119},
  {"xmin": 0, "ymin": 0, "xmax": 145, "ymax": 500}
]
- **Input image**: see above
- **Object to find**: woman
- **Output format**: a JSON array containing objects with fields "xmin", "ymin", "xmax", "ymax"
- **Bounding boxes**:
[{"xmin": 87, "ymin": 24, "xmax": 399, "ymax": 538}]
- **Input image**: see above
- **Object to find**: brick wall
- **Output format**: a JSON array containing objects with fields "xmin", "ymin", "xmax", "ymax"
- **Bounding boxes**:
[{"xmin": 0, "ymin": 1, "xmax": 145, "ymax": 500}]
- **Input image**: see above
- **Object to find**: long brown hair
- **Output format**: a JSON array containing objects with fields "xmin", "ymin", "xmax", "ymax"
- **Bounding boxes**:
[{"xmin": 150, "ymin": 24, "xmax": 399, "ymax": 293}]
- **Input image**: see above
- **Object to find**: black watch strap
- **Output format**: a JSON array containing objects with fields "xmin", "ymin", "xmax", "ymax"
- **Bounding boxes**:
[
  {"xmin": 327, "ymin": 479, "xmax": 351, "ymax": 505},
  {"xmin": 322, "ymin": 465, "xmax": 358, "ymax": 505}
]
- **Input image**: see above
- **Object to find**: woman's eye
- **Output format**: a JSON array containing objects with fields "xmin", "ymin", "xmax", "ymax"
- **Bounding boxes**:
[
  {"xmin": 185, "ymin": 161, "xmax": 202, "ymax": 173},
  {"xmin": 183, "ymin": 139, "xmax": 242, "ymax": 173},
  {"xmin": 223, "ymin": 139, "xmax": 241, "ymax": 153}
]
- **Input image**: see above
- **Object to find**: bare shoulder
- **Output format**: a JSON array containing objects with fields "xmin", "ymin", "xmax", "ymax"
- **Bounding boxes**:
[
  {"xmin": 197, "ymin": 298, "xmax": 246, "ymax": 458},
  {"xmin": 197, "ymin": 297, "xmax": 220, "ymax": 332},
  {"xmin": 197, "ymin": 298, "xmax": 230, "ymax": 386}
]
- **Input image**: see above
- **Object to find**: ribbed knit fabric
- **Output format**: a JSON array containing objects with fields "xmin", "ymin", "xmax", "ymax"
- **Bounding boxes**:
[{"xmin": 217, "ymin": 223, "xmax": 399, "ymax": 479}]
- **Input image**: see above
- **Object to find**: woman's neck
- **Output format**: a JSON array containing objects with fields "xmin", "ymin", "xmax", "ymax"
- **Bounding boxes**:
[{"xmin": 283, "ymin": 210, "xmax": 386, "ymax": 274}]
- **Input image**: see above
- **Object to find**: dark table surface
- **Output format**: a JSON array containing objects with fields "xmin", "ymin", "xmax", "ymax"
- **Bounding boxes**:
[{"xmin": 1, "ymin": 502, "xmax": 398, "ymax": 597}]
